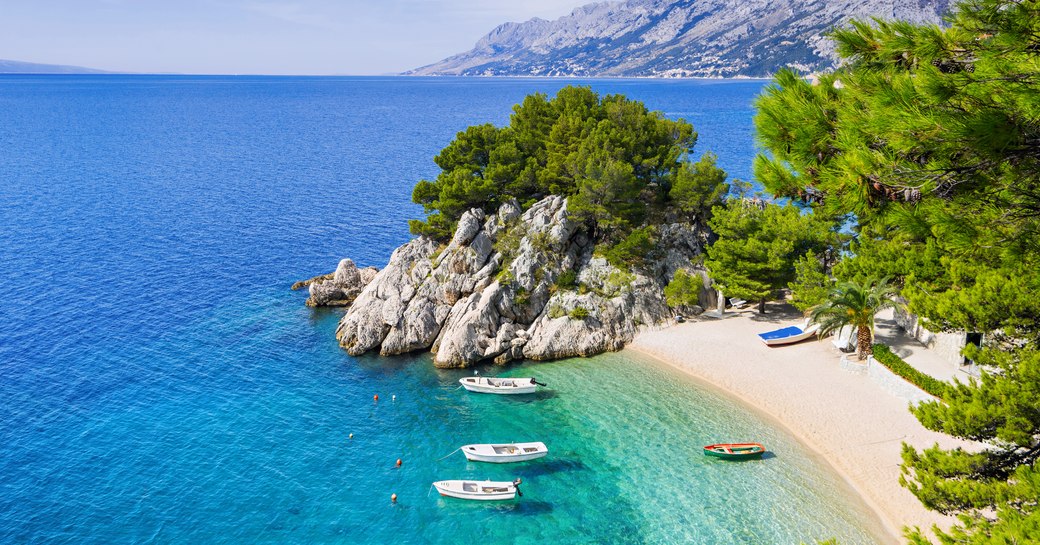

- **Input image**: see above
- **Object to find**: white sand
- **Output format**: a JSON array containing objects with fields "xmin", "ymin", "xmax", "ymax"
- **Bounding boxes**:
[{"xmin": 629, "ymin": 305, "xmax": 970, "ymax": 542}]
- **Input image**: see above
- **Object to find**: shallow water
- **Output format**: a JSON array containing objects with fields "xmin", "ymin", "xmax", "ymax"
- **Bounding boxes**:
[{"xmin": 0, "ymin": 75, "xmax": 884, "ymax": 543}]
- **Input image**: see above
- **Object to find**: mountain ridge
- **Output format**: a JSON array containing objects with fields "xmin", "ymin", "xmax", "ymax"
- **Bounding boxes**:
[
  {"xmin": 408, "ymin": 0, "xmax": 950, "ymax": 78},
  {"xmin": 0, "ymin": 59, "xmax": 109, "ymax": 74}
]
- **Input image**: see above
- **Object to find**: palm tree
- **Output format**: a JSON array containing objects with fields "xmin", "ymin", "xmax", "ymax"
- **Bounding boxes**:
[{"xmin": 809, "ymin": 277, "xmax": 903, "ymax": 360}]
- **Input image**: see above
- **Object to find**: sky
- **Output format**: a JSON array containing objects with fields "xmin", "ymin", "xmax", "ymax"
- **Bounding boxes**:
[{"xmin": 0, "ymin": 0, "xmax": 585, "ymax": 74}]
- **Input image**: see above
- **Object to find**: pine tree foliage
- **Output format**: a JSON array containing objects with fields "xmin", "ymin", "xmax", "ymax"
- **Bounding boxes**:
[
  {"xmin": 789, "ymin": 250, "xmax": 833, "ymax": 312},
  {"xmin": 754, "ymin": 1, "xmax": 1040, "ymax": 541},
  {"xmin": 409, "ymin": 86, "xmax": 703, "ymax": 242},
  {"xmin": 704, "ymin": 202, "xmax": 834, "ymax": 312}
]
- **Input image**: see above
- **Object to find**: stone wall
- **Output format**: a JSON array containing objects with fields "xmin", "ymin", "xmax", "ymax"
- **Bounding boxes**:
[{"xmin": 866, "ymin": 356, "xmax": 939, "ymax": 407}]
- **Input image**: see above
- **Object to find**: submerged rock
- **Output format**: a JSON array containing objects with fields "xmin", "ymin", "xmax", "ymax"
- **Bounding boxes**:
[{"xmin": 314, "ymin": 195, "xmax": 714, "ymax": 367}]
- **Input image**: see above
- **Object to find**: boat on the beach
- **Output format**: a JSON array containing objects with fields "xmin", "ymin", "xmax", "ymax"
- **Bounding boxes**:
[
  {"xmin": 757, "ymin": 320, "xmax": 819, "ymax": 346},
  {"xmin": 433, "ymin": 478, "xmax": 523, "ymax": 500},
  {"xmin": 459, "ymin": 376, "xmax": 543, "ymax": 394},
  {"xmin": 461, "ymin": 442, "xmax": 548, "ymax": 463},
  {"xmin": 703, "ymin": 443, "xmax": 767, "ymax": 460}
]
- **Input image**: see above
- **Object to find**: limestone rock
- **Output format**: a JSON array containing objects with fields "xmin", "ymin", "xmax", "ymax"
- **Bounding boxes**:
[
  {"xmin": 335, "ymin": 237, "xmax": 438, "ymax": 354},
  {"xmin": 293, "ymin": 258, "xmax": 380, "ymax": 307},
  {"xmin": 320, "ymin": 194, "xmax": 711, "ymax": 367}
]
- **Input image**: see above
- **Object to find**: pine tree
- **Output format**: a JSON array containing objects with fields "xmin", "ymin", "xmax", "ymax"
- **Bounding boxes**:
[
  {"xmin": 704, "ymin": 202, "xmax": 834, "ymax": 313},
  {"xmin": 753, "ymin": 0, "xmax": 1040, "ymax": 541}
]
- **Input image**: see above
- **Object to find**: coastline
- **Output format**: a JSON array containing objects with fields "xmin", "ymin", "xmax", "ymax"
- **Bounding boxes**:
[{"xmin": 627, "ymin": 306, "xmax": 971, "ymax": 543}]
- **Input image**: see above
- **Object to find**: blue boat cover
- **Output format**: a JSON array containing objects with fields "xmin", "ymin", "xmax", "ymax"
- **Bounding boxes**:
[{"xmin": 757, "ymin": 326, "xmax": 804, "ymax": 341}]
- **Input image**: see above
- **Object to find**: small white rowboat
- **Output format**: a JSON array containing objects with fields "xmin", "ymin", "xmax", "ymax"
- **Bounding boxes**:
[
  {"xmin": 462, "ymin": 442, "xmax": 548, "ymax": 463},
  {"xmin": 458, "ymin": 376, "xmax": 543, "ymax": 395},
  {"xmin": 757, "ymin": 320, "xmax": 820, "ymax": 346},
  {"xmin": 433, "ymin": 479, "xmax": 523, "ymax": 501}
]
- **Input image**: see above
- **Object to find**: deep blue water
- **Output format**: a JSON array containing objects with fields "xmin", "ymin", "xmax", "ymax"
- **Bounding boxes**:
[{"xmin": 0, "ymin": 76, "xmax": 884, "ymax": 544}]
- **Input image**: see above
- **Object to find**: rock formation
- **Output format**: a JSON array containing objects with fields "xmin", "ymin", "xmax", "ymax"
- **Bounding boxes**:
[
  {"xmin": 309, "ymin": 195, "xmax": 715, "ymax": 367},
  {"xmin": 291, "ymin": 258, "xmax": 379, "ymax": 307},
  {"xmin": 406, "ymin": 0, "xmax": 949, "ymax": 78}
]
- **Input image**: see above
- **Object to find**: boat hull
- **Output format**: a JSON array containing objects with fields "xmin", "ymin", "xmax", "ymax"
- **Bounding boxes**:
[
  {"xmin": 758, "ymin": 326, "xmax": 818, "ymax": 346},
  {"xmin": 433, "ymin": 480, "xmax": 518, "ymax": 501},
  {"xmin": 703, "ymin": 443, "xmax": 766, "ymax": 460},
  {"xmin": 462, "ymin": 442, "xmax": 548, "ymax": 463},
  {"xmin": 458, "ymin": 377, "xmax": 537, "ymax": 395}
]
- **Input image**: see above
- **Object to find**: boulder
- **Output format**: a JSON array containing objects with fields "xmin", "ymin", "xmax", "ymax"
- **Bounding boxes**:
[{"xmin": 293, "ymin": 258, "xmax": 380, "ymax": 307}]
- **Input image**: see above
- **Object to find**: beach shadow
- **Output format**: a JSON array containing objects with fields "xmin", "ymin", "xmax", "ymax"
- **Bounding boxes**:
[
  {"xmin": 874, "ymin": 314, "xmax": 927, "ymax": 360},
  {"xmin": 746, "ymin": 302, "xmax": 804, "ymax": 324}
]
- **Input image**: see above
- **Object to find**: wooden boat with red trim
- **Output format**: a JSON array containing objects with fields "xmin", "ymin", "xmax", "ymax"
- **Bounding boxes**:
[{"xmin": 703, "ymin": 443, "xmax": 766, "ymax": 460}]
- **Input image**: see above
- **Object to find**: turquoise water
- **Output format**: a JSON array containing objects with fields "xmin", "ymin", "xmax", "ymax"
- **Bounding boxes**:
[{"xmin": 0, "ymin": 75, "xmax": 884, "ymax": 543}]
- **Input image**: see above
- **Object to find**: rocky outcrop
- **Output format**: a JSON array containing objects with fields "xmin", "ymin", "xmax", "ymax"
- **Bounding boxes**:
[
  {"xmin": 407, "ymin": 0, "xmax": 949, "ymax": 78},
  {"xmin": 319, "ymin": 195, "xmax": 714, "ymax": 368},
  {"xmin": 291, "ymin": 259, "xmax": 378, "ymax": 307}
]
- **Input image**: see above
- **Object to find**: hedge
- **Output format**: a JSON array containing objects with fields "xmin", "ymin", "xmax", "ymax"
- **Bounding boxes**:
[{"xmin": 871, "ymin": 344, "xmax": 949, "ymax": 400}]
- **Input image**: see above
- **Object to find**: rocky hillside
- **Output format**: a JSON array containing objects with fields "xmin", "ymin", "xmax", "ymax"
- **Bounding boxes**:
[
  {"xmin": 407, "ymin": 0, "xmax": 949, "ymax": 77},
  {"xmin": 303, "ymin": 196, "xmax": 715, "ymax": 368}
]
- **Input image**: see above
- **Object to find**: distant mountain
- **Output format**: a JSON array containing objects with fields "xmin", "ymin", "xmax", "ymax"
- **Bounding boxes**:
[
  {"xmin": 0, "ymin": 59, "xmax": 109, "ymax": 74},
  {"xmin": 408, "ymin": 0, "xmax": 949, "ymax": 78}
]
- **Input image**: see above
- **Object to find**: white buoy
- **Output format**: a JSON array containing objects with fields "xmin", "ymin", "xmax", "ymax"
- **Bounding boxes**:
[{"xmin": 392, "ymin": 394, "xmax": 396, "ymax": 401}]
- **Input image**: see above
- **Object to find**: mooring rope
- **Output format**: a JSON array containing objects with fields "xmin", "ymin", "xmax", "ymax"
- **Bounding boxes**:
[{"xmin": 435, "ymin": 447, "xmax": 461, "ymax": 462}]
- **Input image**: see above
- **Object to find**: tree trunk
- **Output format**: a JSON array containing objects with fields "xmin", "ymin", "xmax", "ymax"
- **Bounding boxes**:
[
  {"xmin": 758, "ymin": 298, "xmax": 766, "ymax": 313},
  {"xmin": 857, "ymin": 325, "xmax": 872, "ymax": 361}
]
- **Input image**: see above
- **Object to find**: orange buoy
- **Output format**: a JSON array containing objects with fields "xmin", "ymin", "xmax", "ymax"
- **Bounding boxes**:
[
  {"xmin": 373, "ymin": 394, "xmax": 379, "ymax": 401},
  {"xmin": 391, "ymin": 493, "xmax": 398, "ymax": 503},
  {"xmin": 395, "ymin": 458, "xmax": 402, "ymax": 467}
]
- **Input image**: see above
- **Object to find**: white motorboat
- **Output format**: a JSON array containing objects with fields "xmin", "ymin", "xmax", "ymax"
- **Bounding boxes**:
[
  {"xmin": 458, "ymin": 376, "xmax": 543, "ymax": 394},
  {"xmin": 461, "ymin": 442, "xmax": 548, "ymax": 463},
  {"xmin": 433, "ymin": 478, "xmax": 523, "ymax": 501}
]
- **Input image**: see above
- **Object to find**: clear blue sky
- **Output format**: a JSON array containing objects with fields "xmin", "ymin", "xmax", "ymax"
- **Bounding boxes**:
[{"xmin": 0, "ymin": 0, "xmax": 582, "ymax": 74}]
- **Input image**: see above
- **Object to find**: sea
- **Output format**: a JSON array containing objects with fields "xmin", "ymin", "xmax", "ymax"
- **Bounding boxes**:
[{"xmin": 0, "ymin": 75, "xmax": 887, "ymax": 544}]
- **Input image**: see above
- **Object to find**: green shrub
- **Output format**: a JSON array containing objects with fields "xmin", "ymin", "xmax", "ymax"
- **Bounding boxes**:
[
  {"xmin": 603, "ymin": 269, "xmax": 636, "ymax": 298},
  {"xmin": 871, "ymin": 344, "xmax": 949, "ymax": 399},
  {"xmin": 547, "ymin": 304, "xmax": 566, "ymax": 319},
  {"xmin": 528, "ymin": 230, "xmax": 554, "ymax": 253},
  {"xmin": 570, "ymin": 306, "xmax": 590, "ymax": 320},
  {"xmin": 514, "ymin": 286, "xmax": 529, "ymax": 306},
  {"xmin": 495, "ymin": 268, "xmax": 514, "ymax": 284},
  {"xmin": 664, "ymin": 269, "xmax": 701, "ymax": 309},
  {"xmin": 493, "ymin": 221, "xmax": 526, "ymax": 257},
  {"xmin": 601, "ymin": 226, "xmax": 657, "ymax": 269},
  {"xmin": 556, "ymin": 269, "xmax": 578, "ymax": 290}
]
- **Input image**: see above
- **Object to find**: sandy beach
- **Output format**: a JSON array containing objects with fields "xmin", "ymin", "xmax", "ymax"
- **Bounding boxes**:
[{"xmin": 629, "ymin": 304, "xmax": 970, "ymax": 542}]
